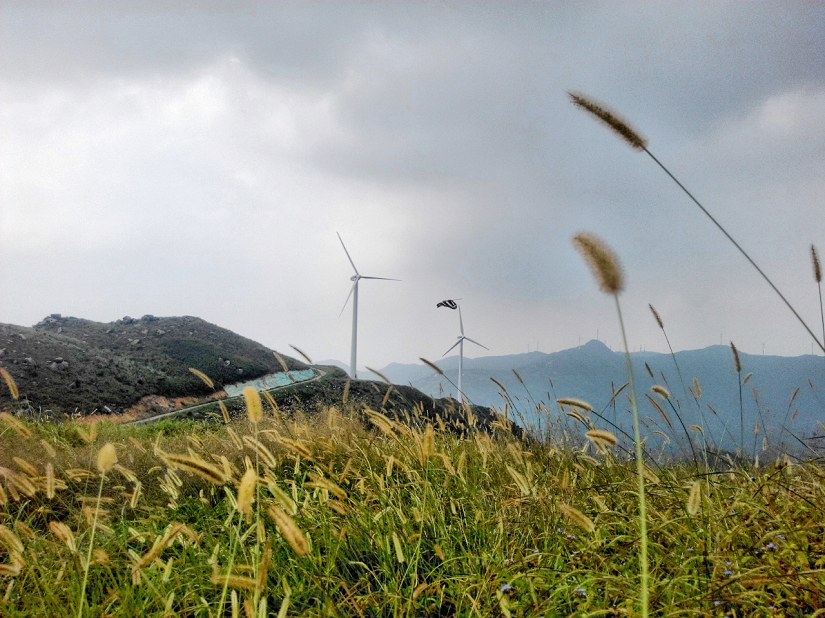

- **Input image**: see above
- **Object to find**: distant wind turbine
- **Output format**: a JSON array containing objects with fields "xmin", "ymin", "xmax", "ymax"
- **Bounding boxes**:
[
  {"xmin": 438, "ymin": 300, "xmax": 488, "ymax": 402},
  {"xmin": 338, "ymin": 233, "xmax": 399, "ymax": 379}
]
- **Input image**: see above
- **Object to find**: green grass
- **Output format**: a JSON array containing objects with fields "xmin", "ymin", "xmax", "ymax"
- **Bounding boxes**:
[{"xmin": 1, "ymin": 407, "xmax": 823, "ymax": 616}]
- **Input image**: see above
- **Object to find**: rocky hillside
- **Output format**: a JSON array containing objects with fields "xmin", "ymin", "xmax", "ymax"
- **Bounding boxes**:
[{"xmin": 0, "ymin": 314, "xmax": 308, "ymax": 418}]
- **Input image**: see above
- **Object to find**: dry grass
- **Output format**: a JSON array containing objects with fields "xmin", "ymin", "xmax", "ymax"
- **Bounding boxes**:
[{"xmin": 0, "ymin": 401, "xmax": 821, "ymax": 616}]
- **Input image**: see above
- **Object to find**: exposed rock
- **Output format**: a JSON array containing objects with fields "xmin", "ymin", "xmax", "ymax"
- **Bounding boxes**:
[
  {"xmin": 155, "ymin": 329, "xmax": 165, "ymax": 336},
  {"xmin": 53, "ymin": 357, "xmax": 63, "ymax": 363},
  {"xmin": 50, "ymin": 313, "xmax": 62, "ymax": 319},
  {"xmin": 22, "ymin": 357, "xmax": 34, "ymax": 365},
  {"xmin": 141, "ymin": 329, "xmax": 148, "ymax": 335},
  {"xmin": 18, "ymin": 334, "xmax": 26, "ymax": 340},
  {"xmin": 130, "ymin": 339, "xmax": 141, "ymax": 346},
  {"xmin": 141, "ymin": 314, "xmax": 159, "ymax": 322},
  {"xmin": 57, "ymin": 327, "xmax": 62, "ymax": 334},
  {"xmin": 224, "ymin": 359, "xmax": 231, "ymax": 366},
  {"xmin": 120, "ymin": 316, "xmax": 136, "ymax": 325}
]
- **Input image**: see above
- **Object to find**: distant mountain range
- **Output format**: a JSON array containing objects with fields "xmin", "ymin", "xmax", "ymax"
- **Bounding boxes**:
[
  {"xmin": 379, "ymin": 340, "xmax": 825, "ymax": 453},
  {"xmin": 4, "ymin": 313, "xmax": 822, "ymax": 453}
]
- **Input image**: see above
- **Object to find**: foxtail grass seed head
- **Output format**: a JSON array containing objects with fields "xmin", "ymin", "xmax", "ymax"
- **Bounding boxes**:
[
  {"xmin": 568, "ymin": 91, "xmax": 648, "ymax": 150},
  {"xmin": 218, "ymin": 400, "xmax": 231, "ymax": 424},
  {"xmin": 556, "ymin": 397, "xmax": 593, "ymax": 412},
  {"xmin": 288, "ymin": 344, "xmax": 312, "ymax": 364},
  {"xmin": 40, "ymin": 439, "xmax": 57, "ymax": 458},
  {"xmin": 0, "ymin": 412, "xmax": 30, "ymax": 437},
  {"xmin": 161, "ymin": 453, "xmax": 227, "ymax": 485},
  {"xmin": 422, "ymin": 424, "xmax": 435, "ymax": 458},
  {"xmin": 49, "ymin": 521, "xmax": 76, "ymax": 552},
  {"xmin": 367, "ymin": 366, "xmax": 391, "ymax": 384},
  {"xmin": 342, "ymin": 380, "xmax": 350, "ymax": 403},
  {"xmin": 730, "ymin": 341, "xmax": 742, "ymax": 373},
  {"xmin": 649, "ymin": 304, "xmax": 664, "ymax": 329},
  {"xmin": 237, "ymin": 467, "xmax": 257, "ymax": 515},
  {"xmin": 97, "ymin": 443, "xmax": 117, "ymax": 474},
  {"xmin": 651, "ymin": 385, "xmax": 670, "ymax": 400},
  {"xmin": 243, "ymin": 386, "xmax": 263, "ymax": 424},
  {"xmin": 687, "ymin": 481, "xmax": 702, "ymax": 516},
  {"xmin": 812, "ymin": 244, "xmax": 822, "ymax": 283},
  {"xmin": 0, "ymin": 525, "xmax": 23, "ymax": 555},
  {"xmin": 573, "ymin": 233, "xmax": 625, "ymax": 294},
  {"xmin": 188, "ymin": 368, "xmax": 213, "ymax": 390},
  {"xmin": 693, "ymin": 377, "xmax": 702, "ymax": 398},
  {"xmin": 46, "ymin": 463, "xmax": 55, "ymax": 499},
  {"xmin": 274, "ymin": 352, "xmax": 290, "ymax": 373},
  {"xmin": 268, "ymin": 506, "xmax": 309, "ymax": 556},
  {"xmin": 0, "ymin": 368, "xmax": 19, "ymax": 400},
  {"xmin": 585, "ymin": 428, "xmax": 618, "ymax": 446},
  {"xmin": 419, "ymin": 357, "xmax": 444, "ymax": 376},
  {"xmin": 559, "ymin": 504, "xmax": 596, "ymax": 533}
]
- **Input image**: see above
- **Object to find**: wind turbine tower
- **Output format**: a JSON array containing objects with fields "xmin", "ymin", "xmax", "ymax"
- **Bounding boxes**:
[
  {"xmin": 338, "ymin": 233, "xmax": 399, "ymax": 379},
  {"xmin": 438, "ymin": 300, "xmax": 489, "ymax": 402}
]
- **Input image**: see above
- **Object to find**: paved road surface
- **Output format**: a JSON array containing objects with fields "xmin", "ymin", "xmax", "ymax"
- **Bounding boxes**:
[{"xmin": 126, "ymin": 368, "xmax": 326, "ymax": 425}]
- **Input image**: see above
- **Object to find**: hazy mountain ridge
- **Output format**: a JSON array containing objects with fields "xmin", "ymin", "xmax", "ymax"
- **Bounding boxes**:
[{"xmin": 381, "ymin": 340, "xmax": 825, "ymax": 449}]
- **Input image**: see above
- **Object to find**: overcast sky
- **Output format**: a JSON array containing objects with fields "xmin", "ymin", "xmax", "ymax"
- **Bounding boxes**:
[{"xmin": 2, "ymin": 1, "xmax": 824, "ymax": 369}]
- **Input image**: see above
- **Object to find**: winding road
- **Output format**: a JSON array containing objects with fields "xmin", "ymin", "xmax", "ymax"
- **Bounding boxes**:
[{"xmin": 126, "ymin": 367, "xmax": 327, "ymax": 425}]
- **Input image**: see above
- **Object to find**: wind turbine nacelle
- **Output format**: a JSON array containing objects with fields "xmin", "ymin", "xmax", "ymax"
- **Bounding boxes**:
[{"xmin": 350, "ymin": 275, "xmax": 359, "ymax": 282}]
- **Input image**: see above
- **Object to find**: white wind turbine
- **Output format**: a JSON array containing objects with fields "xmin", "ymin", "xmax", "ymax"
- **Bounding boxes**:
[
  {"xmin": 338, "ymin": 233, "xmax": 399, "ymax": 379},
  {"xmin": 439, "ymin": 300, "xmax": 489, "ymax": 402}
]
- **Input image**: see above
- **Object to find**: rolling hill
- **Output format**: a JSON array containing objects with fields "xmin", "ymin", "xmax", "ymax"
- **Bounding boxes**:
[{"xmin": 0, "ymin": 314, "xmax": 308, "ymax": 417}]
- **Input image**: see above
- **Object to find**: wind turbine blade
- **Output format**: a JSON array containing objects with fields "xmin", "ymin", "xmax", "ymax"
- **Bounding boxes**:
[
  {"xmin": 337, "ymin": 232, "xmax": 359, "ymax": 275},
  {"xmin": 339, "ymin": 281, "xmax": 357, "ymax": 317},
  {"xmin": 458, "ymin": 305, "xmax": 464, "ymax": 336},
  {"xmin": 464, "ymin": 336, "xmax": 489, "ymax": 351},
  {"xmin": 359, "ymin": 276, "xmax": 401, "ymax": 281},
  {"xmin": 442, "ymin": 338, "xmax": 463, "ymax": 357}
]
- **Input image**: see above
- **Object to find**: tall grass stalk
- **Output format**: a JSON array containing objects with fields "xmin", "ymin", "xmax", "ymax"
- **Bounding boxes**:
[
  {"xmin": 573, "ymin": 232, "xmax": 648, "ymax": 617},
  {"xmin": 569, "ymin": 91, "xmax": 825, "ymax": 355},
  {"xmin": 812, "ymin": 245, "xmax": 824, "ymax": 357},
  {"xmin": 78, "ymin": 443, "xmax": 116, "ymax": 618},
  {"xmin": 730, "ymin": 342, "xmax": 744, "ymax": 455},
  {"xmin": 650, "ymin": 305, "xmax": 714, "ymax": 457}
]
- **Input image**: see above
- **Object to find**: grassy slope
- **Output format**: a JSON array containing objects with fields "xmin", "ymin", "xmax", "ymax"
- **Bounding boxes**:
[
  {"xmin": 181, "ymin": 364, "xmax": 508, "ymax": 437},
  {"xmin": 0, "ymin": 412, "xmax": 822, "ymax": 616},
  {"xmin": 0, "ymin": 315, "xmax": 308, "ymax": 417}
]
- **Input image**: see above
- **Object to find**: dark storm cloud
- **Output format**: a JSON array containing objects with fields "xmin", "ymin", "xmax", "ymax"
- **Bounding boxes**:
[{"xmin": 2, "ymin": 1, "xmax": 824, "ymax": 364}]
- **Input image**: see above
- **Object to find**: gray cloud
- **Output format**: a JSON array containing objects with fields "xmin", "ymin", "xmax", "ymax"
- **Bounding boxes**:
[{"xmin": 2, "ymin": 1, "xmax": 824, "ymax": 369}]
